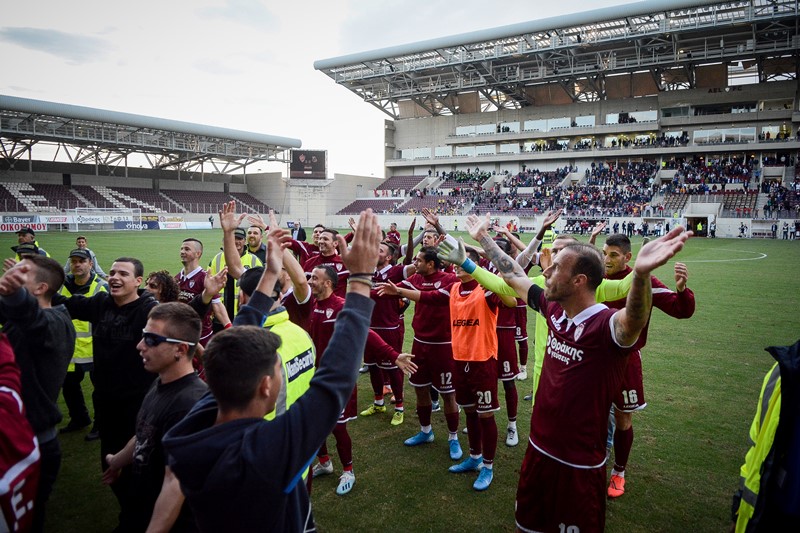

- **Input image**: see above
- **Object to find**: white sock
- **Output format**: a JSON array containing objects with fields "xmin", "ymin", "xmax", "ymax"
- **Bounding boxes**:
[
  {"xmin": 421, "ymin": 425, "xmax": 432, "ymax": 433},
  {"xmin": 448, "ymin": 433, "xmax": 458, "ymax": 441},
  {"xmin": 611, "ymin": 469, "xmax": 625, "ymax": 478},
  {"xmin": 508, "ymin": 420, "xmax": 517, "ymax": 430}
]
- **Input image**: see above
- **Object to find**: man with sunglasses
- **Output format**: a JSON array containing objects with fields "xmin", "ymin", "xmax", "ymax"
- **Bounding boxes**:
[{"xmin": 102, "ymin": 302, "xmax": 207, "ymax": 532}]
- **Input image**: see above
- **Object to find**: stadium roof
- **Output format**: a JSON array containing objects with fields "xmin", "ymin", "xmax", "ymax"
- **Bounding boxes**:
[
  {"xmin": 315, "ymin": 0, "xmax": 800, "ymax": 118},
  {"xmin": 0, "ymin": 94, "xmax": 302, "ymax": 175}
]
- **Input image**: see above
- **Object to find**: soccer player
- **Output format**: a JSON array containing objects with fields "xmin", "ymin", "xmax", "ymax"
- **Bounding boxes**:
[
  {"xmin": 102, "ymin": 303, "xmax": 207, "ymax": 532},
  {"xmin": 601, "ymin": 233, "xmax": 695, "ymax": 498},
  {"xmin": 360, "ymin": 241, "xmax": 415, "ymax": 426},
  {"xmin": 162, "ymin": 209, "xmax": 386, "ymax": 531},
  {"xmin": 308, "ymin": 265, "xmax": 414, "ymax": 495},
  {"xmin": 176, "ymin": 238, "xmax": 220, "ymax": 347},
  {"xmin": 463, "ymin": 213, "xmax": 691, "ymax": 532},
  {"xmin": 397, "ymin": 243, "xmax": 516, "ymax": 490},
  {"xmin": 378, "ymin": 247, "xmax": 463, "ymax": 460},
  {"xmin": 59, "ymin": 248, "xmax": 108, "ymax": 440},
  {"xmin": 302, "ymin": 229, "xmax": 349, "ymax": 298}
]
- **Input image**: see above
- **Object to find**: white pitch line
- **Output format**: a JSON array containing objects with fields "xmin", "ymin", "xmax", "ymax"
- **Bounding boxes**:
[{"xmin": 679, "ymin": 250, "xmax": 768, "ymax": 263}]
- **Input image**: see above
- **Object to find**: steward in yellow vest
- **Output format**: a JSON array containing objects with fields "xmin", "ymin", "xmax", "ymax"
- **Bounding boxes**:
[
  {"xmin": 732, "ymin": 340, "xmax": 800, "ymax": 532},
  {"xmin": 58, "ymin": 248, "xmax": 108, "ymax": 436}
]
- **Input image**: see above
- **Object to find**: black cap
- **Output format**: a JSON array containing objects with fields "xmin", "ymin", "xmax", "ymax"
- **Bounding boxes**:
[
  {"xmin": 16, "ymin": 227, "xmax": 35, "ymax": 236},
  {"xmin": 13, "ymin": 243, "xmax": 39, "ymax": 256},
  {"xmin": 234, "ymin": 228, "xmax": 246, "ymax": 239},
  {"xmin": 68, "ymin": 248, "xmax": 92, "ymax": 260}
]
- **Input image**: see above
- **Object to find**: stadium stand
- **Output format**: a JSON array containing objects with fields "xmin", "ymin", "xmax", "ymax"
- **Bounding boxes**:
[
  {"xmin": 72, "ymin": 185, "xmax": 116, "ymax": 209},
  {"xmin": 229, "ymin": 192, "xmax": 274, "ymax": 213},
  {"xmin": 337, "ymin": 199, "xmax": 403, "ymax": 215},
  {"xmin": 375, "ymin": 175, "xmax": 426, "ymax": 192}
]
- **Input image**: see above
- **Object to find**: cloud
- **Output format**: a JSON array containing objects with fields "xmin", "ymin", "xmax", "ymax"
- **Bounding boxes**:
[
  {"xmin": 201, "ymin": 0, "xmax": 277, "ymax": 30},
  {"xmin": 0, "ymin": 27, "xmax": 110, "ymax": 64}
]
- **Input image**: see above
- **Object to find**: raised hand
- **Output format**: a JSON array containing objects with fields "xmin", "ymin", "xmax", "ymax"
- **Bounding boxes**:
[
  {"xmin": 421, "ymin": 207, "xmax": 439, "ymax": 227},
  {"xmin": 348, "ymin": 217, "xmax": 357, "ymax": 232},
  {"xmin": 634, "ymin": 226, "xmax": 692, "ymax": 276},
  {"xmin": 0, "ymin": 262, "xmax": 28, "ymax": 296},
  {"xmin": 437, "ymin": 237, "xmax": 467, "ymax": 266},
  {"xmin": 203, "ymin": 267, "xmax": 227, "ymax": 296},
  {"xmin": 3, "ymin": 258, "xmax": 18, "ymax": 273},
  {"xmin": 466, "ymin": 213, "xmax": 491, "ymax": 242},
  {"xmin": 265, "ymin": 228, "xmax": 291, "ymax": 275},
  {"xmin": 408, "ymin": 217, "xmax": 416, "ymax": 237},
  {"xmin": 220, "ymin": 201, "xmax": 246, "ymax": 233},
  {"xmin": 539, "ymin": 247, "xmax": 552, "ymax": 271},
  {"xmin": 338, "ymin": 209, "xmax": 381, "ymax": 275},
  {"xmin": 591, "ymin": 221, "xmax": 607, "ymax": 238},
  {"xmin": 674, "ymin": 262, "xmax": 689, "ymax": 292},
  {"xmin": 541, "ymin": 209, "xmax": 562, "ymax": 229},
  {"xmin": 246, "ymin": 212, "xmax": 267, "ymax": 231}
]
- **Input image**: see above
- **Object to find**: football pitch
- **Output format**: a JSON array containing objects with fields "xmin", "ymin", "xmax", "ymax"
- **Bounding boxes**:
[{"xmin": 12, "ymin": 228, "xmax": 799, "ymax": 532}]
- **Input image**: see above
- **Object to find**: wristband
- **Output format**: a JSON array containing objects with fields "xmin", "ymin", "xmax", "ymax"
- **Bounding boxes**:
[
  {"xmin": 349, "ymin": 272, "xmax": 374, "ymax": 278},
  {"xmin": 347, "ymin": 276, "xmax": 373, "ymax": 288},
  {"xmin": 224, "ymin": 323, "xmax": 233, "ymax": 329},
  {"xmin": 460, "ymin": 258, "xmax": 477, "ymax": 274}
]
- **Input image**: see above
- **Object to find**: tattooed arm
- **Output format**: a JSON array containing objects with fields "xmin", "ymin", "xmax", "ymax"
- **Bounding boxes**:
[
  {"xmin": 613, "ymin": 226, "xmax": 691, "ymax": 346},
  {"xmin": 466, "ymin": 214, "xmax": 532, "ymax": 299}
]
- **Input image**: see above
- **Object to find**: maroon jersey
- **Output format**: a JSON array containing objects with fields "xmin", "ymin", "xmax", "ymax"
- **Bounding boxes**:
[
  {"xmin": 303, "ymin": 254, "xmax": 349, "ymax": 298},
  {"xmin": 370, "ymin": 264, "xmax": 407, "ymax": 330},
  {"xmin": 604, "ymin": 265, "xmax": 696, "ymax": 350},
  {"xmin": 309, "ymin": 294, "xmax": 345, "ymax": 366},
  {"xmin": 280, "ymin": 287, "xmax": 312, "ymax": 331},
  {"xmin": 288, "ymin": 239, "xmax": 319, "ymax": 265},
  {"xmin": 0, "ymin": 334, "xmax": 40, "ymax": 533},
  {"xmin": 176, "ymin": 267, "xmax": 217, "ymax": 346},
  {"xmin": 386, "ymin": 230, "xmax": 401, "ymax": 245},
  {"xmin": 400, "ymin": 271, "xmax": 458, "ymax": 343},
  {"xmin": 527, "ymin": 285, "xmax": 633, "ymax": 467}
]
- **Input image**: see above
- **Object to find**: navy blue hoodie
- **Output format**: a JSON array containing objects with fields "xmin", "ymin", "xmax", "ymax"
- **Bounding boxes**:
[{"xmin": 163, "ymin": 292, "xmax": 373, "ymax": 533}]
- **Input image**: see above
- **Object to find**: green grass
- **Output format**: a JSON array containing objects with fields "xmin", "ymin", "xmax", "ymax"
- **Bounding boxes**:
[{"xmin": 11, "ymin": 229, "xmax": 799, "ymax": 532}]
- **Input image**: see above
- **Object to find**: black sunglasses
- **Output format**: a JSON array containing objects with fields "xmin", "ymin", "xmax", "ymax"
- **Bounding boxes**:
[{"xmin": 141, "ymin": 330, "xmax": 196, "ymax": 347}]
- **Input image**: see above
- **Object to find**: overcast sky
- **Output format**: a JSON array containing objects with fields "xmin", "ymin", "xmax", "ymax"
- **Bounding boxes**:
[{"xmin": 2, "ymin": 0, "xmax": 624, "ymax": 178}]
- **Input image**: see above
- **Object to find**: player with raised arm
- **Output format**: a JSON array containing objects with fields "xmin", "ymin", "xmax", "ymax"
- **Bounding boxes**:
[{"xmin": 456, "ymin": 214, "xmax": 690, "ymax": 531}]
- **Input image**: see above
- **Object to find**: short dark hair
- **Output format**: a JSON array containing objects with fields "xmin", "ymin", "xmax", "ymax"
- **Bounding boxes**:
[
  {"xmin": 321, "ymin": 228, "xmax": 339, "ymax": 238},
  {"xmin": 314, "ymin": 265, "xmax": 339, "ymax": 289},
  {"xmin": 605, "ymin": 234, "xmax": 632, "ymax": 254},
  {"xmin": 494, "ymin": 238, "xmax": 512, "ymax": 254},
  {"xmin": 418, "ymin": 246, "xmax": 443, "ymax": 270},
  {"xmin": 146, "ymin": 271, "xmax": 180, "ymax": 302},
  {"xmin": 23, "ymin": 255, "xmax": 64, "ymax": 298},
  {"xmin": 466, "ymin": 249, "xmax": 480, "ymax": 263},
  {"xmin": 182, "ymin": 238, "xmax": 203, "ymax": 252},
  {"xmin": 148, "ymin": 302, "xmax": 202, "ymax": 358},
  {"xmin": 247, "ymin": 226, "xmax": 263, "ymax": 234},
  {"xmin": 114, "ymin": 257, "xmax": 144, "ymax": 278},
  {"xmin": 239, "ymin": 267, "xmax": 283, "ymax": 298},
  {"xmin": 313, "ymin": 224, "xmax": 325, "ymax": 230},
  {"xmin": 204, "ymin": 326, "xmax": 282, "ymax": 411},
  {"xmin": 563, "ymin": 243, "xmax": 604, "ymax": 291},
  {"xmin": 76, "ymin": 235, "xmax": 87, "ymax": 241}
]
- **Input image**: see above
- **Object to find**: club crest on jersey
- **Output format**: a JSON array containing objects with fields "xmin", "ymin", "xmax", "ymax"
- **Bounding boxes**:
[
  {"xmin": 189, "ymin": 280, "xmax": 195, "ymax": 288},
  {"xmin": 326, "ymin": 308, "xmax": 333, "ymax": 319},
  {"xmin": 574, "ymin": 323, "xmax": 584, "ymax": 341},
  {"xmin": 434, "ymin": 281, "xmax": 441, "ymax": 289},
  {"xmin": 336, "ymin": 264, "xmax": 343, "ymax": 271}
]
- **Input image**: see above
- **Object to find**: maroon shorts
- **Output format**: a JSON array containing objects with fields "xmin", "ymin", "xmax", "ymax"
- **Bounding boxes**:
[
  {"xmin": 371, "ymin": 326, "xmax": 404, "ymax": 353},
  {"xmin": 454, "ymin": 359, "xmax": 499, "ymax": 413},
  {"xmin": 496, "ymin": 328, "xmax": 519, "ymax": 380},
  {"xmin": 612, "ymin": 350, "xmax": 646, "ymax": 412},
  {"xmin": 515, "ymin": 306, "xmax": 528, "ymax": 341},
  {"xmin": 408, "ymin": 339, "xmax": 455, "ymax": 394},
  {"xmin": 515, "ymin": 444, "xmax": 606, "ymax": 532},
  {"xmin": 338, "ymin": 387, "xmax": 357, "ymax": 424}
]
